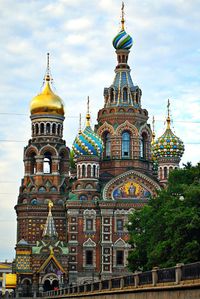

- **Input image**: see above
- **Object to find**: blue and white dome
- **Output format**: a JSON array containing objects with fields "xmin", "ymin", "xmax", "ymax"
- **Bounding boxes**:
[
  {"xmin": 72, "ymin": 112, "xmax": 103, "ymax": 158},
  {"xmin": 113, "ymin": 29, "xmax": 133, "ymax": 50}
]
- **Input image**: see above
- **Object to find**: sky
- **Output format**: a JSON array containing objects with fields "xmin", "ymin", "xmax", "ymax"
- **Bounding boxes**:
[{"xmin": 0, "ymin": 0, "xmax": 199, "ymax": 261}]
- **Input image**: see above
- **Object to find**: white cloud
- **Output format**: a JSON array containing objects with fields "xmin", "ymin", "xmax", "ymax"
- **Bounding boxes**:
[{"xmin": 0, "ymin": 0, "xmax": 200, "ymax": 260}]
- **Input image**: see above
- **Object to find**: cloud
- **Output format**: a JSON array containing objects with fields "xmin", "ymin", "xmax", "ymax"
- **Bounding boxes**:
[{"xmin": 0, "ymin": 0, "xmax": 200, "ymax": 260}]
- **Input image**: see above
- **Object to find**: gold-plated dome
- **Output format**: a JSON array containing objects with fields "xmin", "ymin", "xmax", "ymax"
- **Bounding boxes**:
[{"xmin": 30, "ymin": 53, "xmax": 64, "ymax": 116}]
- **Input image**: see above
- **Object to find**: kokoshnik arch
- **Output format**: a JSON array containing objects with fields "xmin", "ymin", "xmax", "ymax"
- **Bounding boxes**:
[{"xmin": 14, "ymin": 3, "xmax": 184, "ymax": 297}]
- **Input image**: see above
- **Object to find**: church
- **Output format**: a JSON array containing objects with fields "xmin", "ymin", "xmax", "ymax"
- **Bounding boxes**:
[{"xmin": 14, "ymin": 4, "xmax": 184, "ymax": 297}]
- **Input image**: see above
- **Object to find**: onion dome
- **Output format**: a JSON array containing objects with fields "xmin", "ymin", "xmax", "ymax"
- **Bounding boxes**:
[
  {"xmin": 72, "ymin": 98, "xmax": 103, "ymax": 157},
  {"xmin": 113, "ymin": 30, "xmax": 133, "ymax": 50},
  {"xmin": 152, "ymin": 101, "xmax": 184, "ymax": 159},
  {"xmin": 112, "ymin": 2, "xmax": 133, "ymax": 50},
  {"xmin": 30, "ymin": 53, "xmax": 64, "ymax": 117}
]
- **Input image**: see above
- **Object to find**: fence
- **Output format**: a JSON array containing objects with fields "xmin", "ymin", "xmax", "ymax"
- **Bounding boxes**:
[{"xmin": 43, "ymin": 261, "xmax": 200, "ymax": 298}]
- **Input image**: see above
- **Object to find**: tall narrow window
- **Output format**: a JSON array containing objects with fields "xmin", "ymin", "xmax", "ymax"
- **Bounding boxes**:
[
  {"xmin": 43, "ymin": 152, "xmax": 52, "ymax": 174},
  {"xmin": 116, "ymin": 219, "xmax": 124, "ymax": 231},
  {"xmin": 46, "ymin": 123, "xmax": 51, "ymax": 134},
  {"xmin": 93, "ymin": 165, "xmax": 96, "ymax": 177},
  {"xmin": 82, "ymin": 165, "xmax": 86, "ymax": 177},
  {"xmin": 110, "ymin": 88, "xmax": 114, "ymax": 103},
  {"xmin": 86, "ymin": 219, "xmax": 93, "ymax": 231},
  {"xmin": 164, "ymin": 167, "xmax": 168, "ymax": 179},
  {"xmin": 30, "ymin": 153, "xmax": 36, "ymax": 174},
  {"xmin": 123, "ymin": 87, "xmax": 128, "ymax": 102},
  {"xmin": 116, "ymin": 250, "xmax": 124, "ymax": 266},
  {"xmin": 122, "ymin": 131, "xmax": 130, "ymax": 158},
  {"xmin": 104, "ymin": 132, "xmax": 111, "ymax": 158},
  {"xmin": 86, "ymin": 250, "xmax": 93, "ymax": 265},
  {"xmin": 140, "ymin": 137, "xmax": 144, "ymax": 158},
  {"xmin": 140, "ymin": 133, "xmax": 147, "ymax": 159},
  {"xmin": 41, "ymin": 123, "xmax": 44, "ymax": 134}
]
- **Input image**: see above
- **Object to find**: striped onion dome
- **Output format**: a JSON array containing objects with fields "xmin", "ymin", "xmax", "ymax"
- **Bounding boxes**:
[
  {"xmin": 72, "ymin": 105, "xmax": 103, "ymax": 158},
  {"xmin": 113, "ymin": 29, "xmax": 133, "ymax": 50}
]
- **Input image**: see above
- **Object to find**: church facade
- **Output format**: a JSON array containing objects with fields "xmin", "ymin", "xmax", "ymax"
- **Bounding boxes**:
[{"xmin": 14, "ymin": 5, "xmax": 184, "ymax": 297}]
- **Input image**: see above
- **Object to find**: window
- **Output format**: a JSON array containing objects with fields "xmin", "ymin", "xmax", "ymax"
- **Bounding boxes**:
[
  {"xmin": 86, "ymin": 219, "xmax": 93, "ymax": 231},
  {"xmin": 30, "ymin": 153, "xmax": 36, "ymax": 174},
  {"xmin": 43, "ymin": 152, "xmax": 52, "ymax": 174},
  {"xmin": 110, "ymin": 88, "xmax": 114, "ymax": 103},
  {"xmin": 104, "ymin": 132, "xmax": 111, "ymax": 158},
  {"xmin": 164, "ymin": 167, "xmax": 168, "ymax": 179},
  {"xmin": 123, "ymin": 87, "xmax": 128, "ymax": 102},
  {"xmin": 122, "ymin": 131, "xmax": 130, "ymax": 158},
  {"xmin": 86, "ymin": 250, "xmax": 93, "ymax": 265},
  {"xmin": 140, "ymin": 137, "xmax": 144, "ymax": 158},
  {"xmin": 82, "ymin": 165, "xmax": 86, "ymax": 177},
  {"xmin": 93, "ymin": 165, "xmax": 96, "ymax": 177},
  {"xmin": 116, "ymin": 250, "xmax": 124, "ymax": 266},
  {"xmin": 116, "ymin": 219, "xmax": 123, "ymax": 231}
]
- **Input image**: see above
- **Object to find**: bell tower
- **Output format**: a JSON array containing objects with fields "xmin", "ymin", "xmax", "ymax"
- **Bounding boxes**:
[
  {"xmin": 15, "ymin": 54, "xmax": 70, "ymax": 245},
  {"xmin": 96, "ymin": 3, "xmax": 153, "ymax": 180}
]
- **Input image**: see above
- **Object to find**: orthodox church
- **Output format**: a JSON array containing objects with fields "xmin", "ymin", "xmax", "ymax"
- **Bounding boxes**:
[{"xmin": 14, "ymin": 4, "xmax": 184, "ymax": 297}]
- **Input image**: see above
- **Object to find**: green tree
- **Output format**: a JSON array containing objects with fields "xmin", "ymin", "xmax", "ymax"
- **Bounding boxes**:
[{"xmin": 128, "ymin": 163, "xmax": 200, "ymax": 272}]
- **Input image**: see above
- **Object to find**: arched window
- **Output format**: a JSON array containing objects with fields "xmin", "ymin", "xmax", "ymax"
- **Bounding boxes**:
[
  {"xmin": 164, "ymin": 167, "xmax": 168, "ymax": 179},
  {"xmin": 104, "ymin": 132, "xmax": 111, "ymax": 158},
  {"xmin": 123, "ymin": 87, "xmax": 128, "ymax": 102},
  {"xmin": 40, "ymin": 123, "xmax": 44, "ymax": 134},
  {"xmin": 110, "ymin": 88, "xmax": 114, "ymax": 103},
  {"xmin": 140, "ymin": 137, "xmax": 144, "ymax": 158},
  {"xmin": 43, "ymin": 152, "xmax": 52, "ymax": 174},
  {"xmin": 93, "ymin": 165, "xmax": 96, "ymax": 177},
  {"xmin": 30, "ymin": 153, "xmax": 36, "ymax": 174},
  {"xmin": 140, "ymin": 133, "xmax": 147, "ymax": 159},
  {"xmin": 35, "ymin": 124, "xmax": 39, "ymax": 134},
  {"xmin": 57, "ymin": 124, "xmax": 61, "ymax": 136},
  {"xmin": 82, "ymin": 165, "xmax": 86, "ymax": 177},
  {"xmin": 52, "ymin": 123, "xmax": 56, "ymax": 134},
  {"xmin": 122, "ymin": 131, "xmax": 130, "ymax": 158},
  {"xmin": 46, "ymin": 123, "xmax": 51, "ymax": 134}
]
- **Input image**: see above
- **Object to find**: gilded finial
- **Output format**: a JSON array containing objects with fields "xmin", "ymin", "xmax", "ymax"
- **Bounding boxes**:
[
  {"xmin": 79, "ymin": 113, "xmax": 82, "ymax": 134},
  {"xmin": 121, "ymin": 2, "xmax": 125, "ymax": 30},
  {"xmin": 166, "ymin": 99, "xmax": 171, "ymax": 129},
  {"xmin": 86, "ymin": 96, "xmax": 91, "ymax": 127},
  {"xmin": 48, "ymin": 200, "xmax": 53, "ymax": 212},
  {"xmin": 152, "ymin": 116, "xmax": 155, "ymax": 143},
  {"xmin": 45, "ymin": 52, "xmax": 51, "ymax": 82}
]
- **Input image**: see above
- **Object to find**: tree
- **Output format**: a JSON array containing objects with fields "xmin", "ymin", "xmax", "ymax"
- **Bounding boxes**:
[{"xmin": 128, "ymin": 163, "xmax": 200, "ymax": 272}]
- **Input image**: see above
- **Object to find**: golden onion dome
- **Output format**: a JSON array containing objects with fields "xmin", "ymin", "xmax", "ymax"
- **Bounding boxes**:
[{"xmin": 30, "ymin": 53, "xmax": 64, "ymax": 117}]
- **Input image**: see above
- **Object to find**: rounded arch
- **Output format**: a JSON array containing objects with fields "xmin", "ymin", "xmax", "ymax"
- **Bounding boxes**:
[
  {"xmin": 115, "ymin": 121, "xmax": 138, "ymax": 137},
  {"xmin": 97, "ymin": 121, "xmax": 115, "ymax": 137},
  {"xmin": 40, "ymin": 144, "xmax": 58, "ymax": 156},
  {"xmin": 122, "ymin": 87, "xmax": 128, "ymax": 102},
  {"xmin": 139, "ymin": 124, "xmax": 151, "ymax": 139},
  {"xmin": 24, "ymin": 145, "xmax": 38, "ymax": 158},
  {"xmin": 58, "ymin": 146, "xmax": 70, "ymax": 159}
]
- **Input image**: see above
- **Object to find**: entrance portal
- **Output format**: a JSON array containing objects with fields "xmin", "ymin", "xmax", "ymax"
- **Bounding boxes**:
[{"xmin": 43, "ymin": 279, "xmax": 59, "ymax": 292}]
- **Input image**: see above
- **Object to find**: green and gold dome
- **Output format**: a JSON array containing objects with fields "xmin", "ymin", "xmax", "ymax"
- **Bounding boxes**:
[
  {"xmin": 152, "ymin": 103, "xmax": 184, "ymax": 160},
  {"xmin": 72, "ymin": 99, "xmax": 103, "ymax": 158}
]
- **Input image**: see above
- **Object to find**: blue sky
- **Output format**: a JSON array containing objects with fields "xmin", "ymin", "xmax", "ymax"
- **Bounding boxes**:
[{"xmin": 0, "ymin": 0, "xmax": 199, "ymax": 260}]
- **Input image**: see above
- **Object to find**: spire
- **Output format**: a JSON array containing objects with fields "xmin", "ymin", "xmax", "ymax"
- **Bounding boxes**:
[
  {"xmin": 79, "ymin": 113, "xmax": 82, "ymax": 134},
  {"xmin": 121, "ymin": 2, "xmax": 125, "ymax": 30},
  {"xmin": 42, "ymin": 201, "xmax": 58, "ymax": 240},
  {"xmin": 44, "ymin": 52, "xmax": 52, "ymax": 82},
  {"xmin": 86, "ymin": 96, "xmax": 91, "ymax": 127},
  {"xmin": 166, "ymin": 99, "xmax": 171, "ymax": 129},
  {"xmin": 152, "ymin": 116, "xmax": 155, "ymax": 143}
]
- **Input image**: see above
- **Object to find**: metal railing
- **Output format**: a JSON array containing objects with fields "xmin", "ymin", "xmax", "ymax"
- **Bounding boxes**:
[{"xmin": 42, "ymin": 261, "xmax": 200, "ymax": 298}]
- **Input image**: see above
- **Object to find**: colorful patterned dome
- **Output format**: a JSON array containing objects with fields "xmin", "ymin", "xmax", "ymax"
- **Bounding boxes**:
[
  {"xmin": 112, "ymin": 3, "xmax": 133, "ymax": 50},
  {"xmin": 152, "ymin": 116, "xmax": 184, "ymax": 159},
  {"xmin": 113, "ymin": 29, "xmax": 133, "ymax": 50},
  {"xmin": 72, "ymin": 102, "xmax": 103, "ymax": 157}
]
